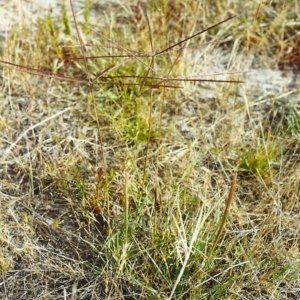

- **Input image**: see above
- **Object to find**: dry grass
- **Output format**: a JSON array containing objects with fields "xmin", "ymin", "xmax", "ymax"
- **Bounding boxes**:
[{"xmin": 0, "ymin": 0, "xmax": 299, "ymax": 299}]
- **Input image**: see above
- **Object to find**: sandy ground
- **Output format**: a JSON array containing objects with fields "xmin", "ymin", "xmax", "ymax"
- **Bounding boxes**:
[{"xmin": 0, "ymin": 0, "xmax": 63, "ymax": 37}]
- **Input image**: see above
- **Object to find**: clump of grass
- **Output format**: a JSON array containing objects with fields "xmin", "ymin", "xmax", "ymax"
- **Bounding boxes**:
[
  {"xmin": 286, "ymin": 109, "xmax": 300, "ymax": 140},
  {"xmin": 239, "ymin": 137, "xmax": 280, "ymax": 177},
  {"xmin": 0, "ymin": 1, "xmax": 299, "ymax": 299}
]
